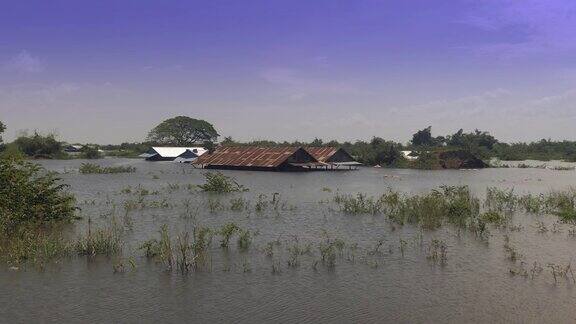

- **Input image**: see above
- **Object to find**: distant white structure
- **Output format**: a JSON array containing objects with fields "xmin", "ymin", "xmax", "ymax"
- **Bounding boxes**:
[
  {"xmin": 401, "ymin": 150, "xmax": 419, "ymax": 161},
  {"xmin": 142, "ymin": 147, "xmax": 207, "ymax": 163},
  {"xmin": 64, "ymin": 145, "xmax": 84, "ymax": 153}
]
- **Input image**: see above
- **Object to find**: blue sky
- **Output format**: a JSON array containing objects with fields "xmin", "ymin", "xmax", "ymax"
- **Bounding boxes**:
[{"xmin": 1, "ymin": 0, "xmax": 576, "ymax": 144}]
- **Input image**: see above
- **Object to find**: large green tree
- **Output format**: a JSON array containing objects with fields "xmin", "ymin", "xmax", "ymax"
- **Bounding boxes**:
[
  {"xmin": 147, "ymin": 116, "xmax": 219, "ymax": 146},
  {"xmin": 411, "ymin": 126, "xmax": 434, "ymax": 147},
  {"xmin": 0, "ymin": 120, "xmax": 5, "ymax": 145},
  {"xmin": 411, "ymin": 126, "xmax": 446, "ymax": 147}
]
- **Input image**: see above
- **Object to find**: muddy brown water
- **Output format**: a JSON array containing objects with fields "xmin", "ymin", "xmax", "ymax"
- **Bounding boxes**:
[{"xmin": 2, "ymin": 158, "xmax": 576, "ymax": 323}]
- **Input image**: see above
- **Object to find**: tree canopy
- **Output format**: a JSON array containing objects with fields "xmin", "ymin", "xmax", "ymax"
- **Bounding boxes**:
[
  {"xmin": 13, "ymin": 132, "xmax": 63, "ymax": 157},
  {"xmin": 411, "ymin": 126, "xmax": 445, "ymax": 147},
  {"xmin": 0, "ymin": 121, "xmax": 5, "ymax": 144},
  {"xmin": 147, "ymin": 116, "xmax": 219, "ymax": 146}
]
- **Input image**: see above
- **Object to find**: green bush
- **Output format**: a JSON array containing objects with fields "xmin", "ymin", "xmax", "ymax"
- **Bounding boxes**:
[
  {"xmin": 0, "ymin": 159, "xmax": 76, "ymax": 232},
  {"xmin": 12, "ymin": 132, "xmax": 64, "ymax": 158},
  {"xmin": 198, "ymin": 172, "xmax": 247, "ymax": 193},
  {"xmin": 80, "ymin": 146, "xmax": 103, "ymax": 159},
  {"xmin": 79, "ymin": 163, "xmax": 136, "ymax": 174}
]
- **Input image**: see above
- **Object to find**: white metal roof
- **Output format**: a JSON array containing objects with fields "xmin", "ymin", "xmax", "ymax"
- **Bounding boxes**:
[{"xmin": 151, "ymin": 147, "xmax": 207, "ymax": 158}]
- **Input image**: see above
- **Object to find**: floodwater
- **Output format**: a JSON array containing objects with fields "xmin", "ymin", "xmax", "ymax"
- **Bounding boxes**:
[{"xmin": 2, "ymin": 158, "xmax": 576, "ymax": 323}]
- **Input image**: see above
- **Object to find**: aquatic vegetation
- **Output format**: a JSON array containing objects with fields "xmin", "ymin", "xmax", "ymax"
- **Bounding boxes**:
[
  {"xmin": 79, "ymin": 163, "xmax": 136, "ymax": 174},
  {"xmin": 264, "ymin": 239, "xmax": 281, "ymax": 258},
  {"xmin": 198, "ymin": 172, "xmax": 247, "ymax": 193},
  {"xmin": 535, "ymin": 221, "xmax": 548, "ymax": 233},
  {"xmin": 166, "ymin": 183, "xmax": 180, "ymax": 192},
  {"xmin": 0, "ymin": 159, "xmax": 76, "ymax": 232},
  {"xmin": 547, "ymin": 263, "xmax": 576, "ymax": 284},
  {"xmin": 140, "ymin": 224, "xmax": 173, "ymax": 270},
  {"xmin": 484, "ymin": 187, "xmax": 517, "ymax": 214},
  {"xmin": 75, "ymin": 218, "xmax": 123, "ymax": 256},
  {"xmin": 141, "ymin": 224, "xmax": 212, "ymax": 272},
  {"xmin": 0, "ymin": 226, "xmax": 72, "ymax": 266},
  {"xmin": 286, "ymin": 237, "xmax": 312, "ymax": 268},
  {"xmin": 191, "ymin": 226, "xmax": 213, "ymax": 270},
  {"xmin": 318, "ymin": 236, "xmax": 341, "ymax": 269},
  {"xmin": 207, "ymin": 198, "xmax": 224, "ymax": 213},
  {"xmin": 113, "ymin": 257, "xmax": 136, "ymax": 274},
  {"xmin": 481, "ymin": 210, "xmax": 506, "ymax": 225},
  {"xmin": 219, "ymin": 223, "xmax": 239, "ymax": 248},
  {"xmin": 254, "ymin": 194, "xmax": 269, "ymax": 212},
  {"xmin": 518, "ymin": 194, "xmax": 544, "ymax": 214},
  {"xmin": 180, "ymin": 199, "xmax": 199, "ymax": 219},
  {"xmin": 334, "ymin": 193, "xmax": 383, "ymax": 214},
  {"xmin": 399, "ymin": 238, "xmax": 408, "ymax": 257},
  {"xmin": 530, "ymin": 262, "xmax": 544, "ymax": 280},
  {"xmin": 237, "ymin": 229, "xmax": 253, "ymax": 251},
  {"xmin": 271, "ymin": 259, "xmax": 282, "ymax": 274},
  {"xmin": 176, "ymin": 232, "xmax": 192, "ymax": 274},
  {"xmin": 426, "ymin": 239, "xmax": 447, "ymax": 265},
  {"xmin": 229, "ymin": 197, "xmax": 249, "ymax": 211},
  {"xmin": 242, "ymin": 258, "xmax": 251, "ymax": 273},
  {"xmin": 334, "ymin": 186, "xmax": 481, "ymax": 231},
  {"xmin": 552, "ymin": 166, "xmax": 575, "ymax": 171},
  {"xmin": 503, "ymin": 234, "xmax": 522, "ymax": 262}
]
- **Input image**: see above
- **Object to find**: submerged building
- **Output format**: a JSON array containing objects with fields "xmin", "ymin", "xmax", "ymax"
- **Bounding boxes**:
[
  {"xmin": 142, "ymin": 147, "xmax": 207, "ymax": 163},
  {"xmin": 193, "ymin": 146, "xmax": 321, "ymax": 171},
  {"xmin": 304, "ymin": 147, "xmax": 361, "ymax": 170},
  {"xmin": 64, "ymin": 145, "xmax": 84, "ymax": 153}
]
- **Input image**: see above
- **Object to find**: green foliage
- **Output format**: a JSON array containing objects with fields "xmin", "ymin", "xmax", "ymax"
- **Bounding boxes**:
[
  {"xmin": 335, "ymin": 193, "xmax": 383, "ymax": 214},
  {"xmin": 237, "ymin": 229, "xmax": 252, "ymax": 251},
  {"xmin": 198, "ymin": 172, "xmax": 247, "ymax": 193},
  {"xmin": 0, "ymin": 120, "xmax": 5, "ymax": 146},
  {"xmin": 75, "ymin": 220, "xmax": 123, "ymax": 256},
  {"xmin": 343, "ymin": 137, "xmax": 406, "ymax": 166},
  {"xmin": 492, "ymin": 139, "xmax": 576, "ymax": 161},
  {"xmin": 219, "ymin": 223, "xmax": 239, "ymax": 248},
  {"xmin": 0, "ymin": 159, "xmax": 76, "ymax": 232},
  {"xmin": 80, "ymin": 146, "xmax": 102, "ymax": 159},
  {"xmin": 147, "ymin": 116, "xmax": 219, "ymax": 146},
  {"xmin": 140, "ymin": 224, "xmax": 174, "ymax": 269},
  {"xmin": 100, "ymin": 142, "xmax": 151, "ymax": 157},
  {"xmin": 12, "ymin": 132, "xmax": 65, "ymax": 158},
  {"xmin": 0, "ymin": 143, "xmax": 26, "ymax": 160},
  {"xmin": 446, "ymin": 129, "xmax": 497, "ymax": 157},
  {"xmin": 411, "ymin": 126, "xmax": 435, "ymax": 147},
  {"xmin": 333, "ymin": 186, "xmax": 481, "ymax": 230},
  {"xmin": 414, "ymin": 151, "xmax": 440, "ymax": 169},
  {"xmin": 79, "ymin": 163, "xmax": 136, "ymax": 174}
]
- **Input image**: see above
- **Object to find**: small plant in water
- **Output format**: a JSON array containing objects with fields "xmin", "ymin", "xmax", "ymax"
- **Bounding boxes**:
[
  {"xmin": 198, "ymin": 172, "xmax": 248, "ymax": 193},
  {"xmin": 426, "ymin": 239, "xmax": 447, "ymax": 265},
  {"xmin": 237, "ymin": 229, "xmax": 252, "ymax": 251},
  {"xmin": 219, "ymin": 223, "xmax": 239, "ymax": 248},
  {"xmin": 79, "ymin": 163, "xmax": 136, "ymax": 174}
]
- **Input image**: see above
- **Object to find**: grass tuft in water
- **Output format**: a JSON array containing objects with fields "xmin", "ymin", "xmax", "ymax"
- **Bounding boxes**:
[
  {"xmin": 198, "ymin": 172, "xmax": 248, "ymax": 193},
  {"xmin": 79, "ymin": 163, "xmax": 136, "ymax": 174}
]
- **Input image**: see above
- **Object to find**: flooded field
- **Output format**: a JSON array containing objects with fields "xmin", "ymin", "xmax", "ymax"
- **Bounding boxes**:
[{"xmin": 2, "ymin": 158, "xmax": 576, "ymax": 323}]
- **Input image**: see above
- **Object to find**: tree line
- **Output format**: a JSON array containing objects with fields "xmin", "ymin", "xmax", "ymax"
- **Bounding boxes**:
[{"xmin": 1, "ymin": 117, "xmax": 575, "ymax": 165}]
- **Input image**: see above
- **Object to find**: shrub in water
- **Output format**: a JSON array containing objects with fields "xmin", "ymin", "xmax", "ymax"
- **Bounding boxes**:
[
  {"xmin": 0, "ymin": 159, "xmax": 76, "ymax": 232},
  {"xmin": 198, "ymin": 172, "xmax": 247, "ymax": 193},
  {"xmin": 79, "ymin": 163, "xmax": 136, "ymax": 174}
]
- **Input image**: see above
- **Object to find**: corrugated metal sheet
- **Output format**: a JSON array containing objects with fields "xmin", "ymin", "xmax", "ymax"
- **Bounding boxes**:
[
  {"xmin": 305, "ymin": 147, "xmax": 340, "ymax": 162},
  {"xmin": 195, "ymin": 146, "xmax": 304, "ymax": 168}
]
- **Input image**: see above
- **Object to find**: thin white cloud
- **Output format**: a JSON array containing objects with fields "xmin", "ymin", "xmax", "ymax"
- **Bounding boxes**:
[
  {"xmin": 0, "ymin": 83, "xmax": 79, "ymax": 111},
  {"xmin": 459, "ymin": 0, "xmax": 576, "ymax": 59},
  {"xmin": 259, "ymin": 67, "xmax": 370, "ymax": 100},
  {"xmin": 5, "ymin": 50, "xmax": 44, "ymax": 73}
]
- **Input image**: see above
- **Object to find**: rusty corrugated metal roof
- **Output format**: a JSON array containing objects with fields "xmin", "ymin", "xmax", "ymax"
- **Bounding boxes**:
[
  {"xmin": 304, "ymin": 147, "xmax": 340, "ymax": 162},
  {"xmin": 194, "ymin": 146, "xmax": 305, "ymax": 168}
]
